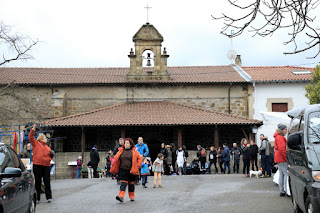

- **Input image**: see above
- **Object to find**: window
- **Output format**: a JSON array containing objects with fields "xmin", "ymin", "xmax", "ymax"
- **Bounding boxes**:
[
  {"xmin": 0, "ymin": 147, "xmax": 14, "ymax": 173},
  {"xmin": 289, "ymin": 118, "xmax": 300, "ymax": 134},
  {"xmin": 272, "ymin": 103, "xmax": 288, "ymax": 112},
  {"xmin": 8, "ymin": 147, "xmax": 25, "ymax": 171}
]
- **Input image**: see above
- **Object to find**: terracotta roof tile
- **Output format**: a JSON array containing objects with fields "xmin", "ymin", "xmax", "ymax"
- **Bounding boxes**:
[
  {"xmin": 242, "ymin": 66, "xmax": 314, "ymax": 82},
  {"xmin": 44, "ymin": 101, "xmax": 262, "ymax": 126},
  {"xmin": 0, "ymin": 65, "xmax": 246, "ymax": 85}
]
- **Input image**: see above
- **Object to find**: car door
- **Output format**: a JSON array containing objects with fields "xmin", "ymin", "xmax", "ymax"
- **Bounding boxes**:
[
  {"xmin": 8, "ymin": 147, "xmax": 30, "ymax": 212},
  {"xmin": 0, "ymin": 146, "xmax": 23, "ymax": 213},
  {"xmin": 287, "ymin": 115, "xmax": 307, "ymax": 209}
]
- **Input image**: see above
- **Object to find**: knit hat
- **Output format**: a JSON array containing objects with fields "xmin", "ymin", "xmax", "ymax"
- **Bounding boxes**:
[{"xmin": 277, "ymin": 124, "xmax": 287, "ymax": 130}]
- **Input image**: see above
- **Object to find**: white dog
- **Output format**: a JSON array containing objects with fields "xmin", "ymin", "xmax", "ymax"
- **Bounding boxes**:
[
  {"xmin": 249, "ymin": 170, "xmax": 262, "ymax": 178},
  {"xmin": 99, "ymin": 169, "xmax": 106, "ymax": 178}
]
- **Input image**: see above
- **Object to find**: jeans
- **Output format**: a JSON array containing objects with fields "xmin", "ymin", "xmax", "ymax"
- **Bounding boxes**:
[
  {"xmin": 208, "ymin": 161, "xmax": 218, "ymax": 174},
  {"xmin": 223, "ymin": 161, "xmax": 230, "ymax": 174},
  {"xmin": 251, "ymin": 155, "xmax": 259, "ymax": 171},
  {"xmin": 33, "ymin": 164, "xmax": 52, "ymax": 201},
  {"xmin": 141, "ymin": 175, "xmax": 147, "ymax": 186},
  {"xmin": 76, "ymin": 169, "xmax": 81, "ymax": 179},
  {"xmin": 261, "ymin": 155, "xmax": 271, "ymax": 176},
  {"xmin": 278, "ymin": 162, "xmax": 288, "ymax": 193},
  {"xmin": 243, "ymin": 158, "xmax": 250, "ymax": 175},
  {"xmin": 233, "ymin": 159, "xmax": 240, "ymax": 173}
]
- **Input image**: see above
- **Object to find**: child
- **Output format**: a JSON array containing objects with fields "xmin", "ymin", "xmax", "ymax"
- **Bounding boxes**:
[
  {"xmin": 152, "ymin": 153, "xmax": 164, "ymax": 188},
  {"xmin": 76, "ymin": 156, "xmax": 83, "ymax": 179},
  {"xmin": 141, "ymin": 157, "xmax": 149, "ymax": 188}
]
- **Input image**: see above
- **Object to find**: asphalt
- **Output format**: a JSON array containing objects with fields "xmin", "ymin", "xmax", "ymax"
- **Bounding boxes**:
[{"xmin": 36, "ymin": 174, "xmax": 293, "ymax": 213}]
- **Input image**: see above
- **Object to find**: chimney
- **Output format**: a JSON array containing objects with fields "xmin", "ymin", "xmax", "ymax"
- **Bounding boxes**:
[{"xmin": 235, "ymin": 55, "xmax": 242, "ymax": 66}]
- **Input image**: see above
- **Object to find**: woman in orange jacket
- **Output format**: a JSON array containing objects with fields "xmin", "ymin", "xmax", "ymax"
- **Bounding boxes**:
[
  {"xmin": 110, "ymin": 138, "xmax": 143, "ymax": 202},
  {"xmin": 29, "ymin": 124, "xmax": 54, "ymax": 203}
]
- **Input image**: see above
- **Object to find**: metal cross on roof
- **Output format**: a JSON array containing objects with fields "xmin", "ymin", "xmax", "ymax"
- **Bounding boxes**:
[{"xmin": 144, "ymin": 4, "xmax": 152, "ymax": 23}]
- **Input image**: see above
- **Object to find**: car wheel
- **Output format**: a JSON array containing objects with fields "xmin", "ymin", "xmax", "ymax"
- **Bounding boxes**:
[
  {"xmin": 28, "ymin": 196, "xmax": 36, "ymax": 213},
  {"xmin": 305, "ymin": 196, "xmax": 313, "ymax": 213}
]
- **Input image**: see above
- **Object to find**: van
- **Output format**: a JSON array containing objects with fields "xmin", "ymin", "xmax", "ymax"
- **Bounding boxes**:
[{"xmin": 287, "ymin": 104, "xmax": 320, "ymax": 213}]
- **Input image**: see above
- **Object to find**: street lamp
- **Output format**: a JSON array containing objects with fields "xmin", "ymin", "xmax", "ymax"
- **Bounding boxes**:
[{"xmin": 252, "ymin": 125, "xmax": 258, "ymax": 134}]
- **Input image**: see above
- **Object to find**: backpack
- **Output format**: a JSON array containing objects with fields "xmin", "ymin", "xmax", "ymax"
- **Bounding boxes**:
[{"xmin": 201, "ymin": 149, "xmax": 207, "ymax": 158}]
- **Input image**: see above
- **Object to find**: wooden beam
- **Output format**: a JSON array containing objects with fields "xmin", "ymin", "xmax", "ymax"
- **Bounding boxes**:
[
  {"xmin": 121, "ymin": 128, "xmax": 125, "ymax": 139},
  {"xmin": 214, "ymin": 125, "xmax": 219, "ymax": 148},
  {"xmin": 178, "ymin": 128, "xmax": 182, "ymax": 147},
  {"xmin": 241, "ymin": 128, "xmax": 249, "ymax": 141}
]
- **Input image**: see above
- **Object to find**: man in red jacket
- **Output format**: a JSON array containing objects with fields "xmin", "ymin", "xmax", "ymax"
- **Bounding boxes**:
[
  {"xmin": 29, "ymin": 124, "xmax": 54, "ymax": 203},
  {"xmin": 274, "ymin": 123, "xmax": 288, "ymax": 197}
]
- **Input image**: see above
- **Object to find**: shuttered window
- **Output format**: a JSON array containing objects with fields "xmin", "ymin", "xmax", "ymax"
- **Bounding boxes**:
[{"xmin": 272, "ymin": 103, "xmax": 288, "ymax": 112}]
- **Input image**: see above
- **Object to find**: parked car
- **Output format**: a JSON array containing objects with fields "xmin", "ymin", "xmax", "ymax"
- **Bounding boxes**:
[
  {"xmin": 287, "ymin": 104, "xmax": 320, "ymax": 213},
  {"xmin": 0, "ymin": 142, "xmax": 36, "ymax": 213}
]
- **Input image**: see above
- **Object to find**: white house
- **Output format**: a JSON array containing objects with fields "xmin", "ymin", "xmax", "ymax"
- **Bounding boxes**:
[{"xmin": 243, "ymin": 66, "xmax": 314, "ymax": 146}]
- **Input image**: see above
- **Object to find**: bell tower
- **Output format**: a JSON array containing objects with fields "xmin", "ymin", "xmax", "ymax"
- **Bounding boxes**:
[{"xmin": 127, "ymin": 23, "xmax": 170, "ymax": 81}]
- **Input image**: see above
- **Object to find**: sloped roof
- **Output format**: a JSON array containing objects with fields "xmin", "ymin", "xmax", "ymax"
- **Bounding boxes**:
[
  {"xmin": 242, "ymin": 66, "xmax": 314, "ymax": 82},
  {"xmin": 44, "ymin": 101, "xmax": 262, "ymax": 127},
  {"xmin": 133, "ymin": 23, "xmax": 163, "ymax": 41},
  {"xmin": 0, "ymin": 65, "xmax": 246, "ymax": 85}
]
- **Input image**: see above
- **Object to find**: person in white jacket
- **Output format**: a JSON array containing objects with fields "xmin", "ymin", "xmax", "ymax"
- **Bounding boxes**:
[{"xmin": 176, "ymin": 147, "xmax": 185, "ymax": 175}]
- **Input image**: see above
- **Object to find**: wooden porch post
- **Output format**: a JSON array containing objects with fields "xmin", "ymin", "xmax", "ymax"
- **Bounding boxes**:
[
  {"xmin": 214, "ymin": 125, "xmax": 219, "ymax": 148},
  {"xmin": 178, "ymin": 128, "xmax": 182, "ymax": 147},
  {"xmin": 121, "ymin": 128, "xmax": 125, "ymax": 139}
]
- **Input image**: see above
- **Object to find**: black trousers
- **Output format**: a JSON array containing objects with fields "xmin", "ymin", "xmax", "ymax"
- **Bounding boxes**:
[
  {"xmin": 33, "ymin": 164, "xmax": 52, "ymax": 201},
  {"xmin": 243, "ymin": 158, "xmax": 250, "ymax": 175},
  {"xmin": 92, "ymin": 164, "xmax": 98, "ymax": 178},
  {"xmin": 251, "ymin": 155, "xmax": 259, "ymax": 171}
]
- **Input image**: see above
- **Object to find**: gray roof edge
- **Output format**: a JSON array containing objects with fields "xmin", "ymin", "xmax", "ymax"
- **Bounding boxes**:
[{"xmin": 232, "ymin": 64, "xmax": 252, "ymax": 82}]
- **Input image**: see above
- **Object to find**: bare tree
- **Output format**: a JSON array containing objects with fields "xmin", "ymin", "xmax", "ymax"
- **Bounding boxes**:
[
  {"xmin": 0, "ymin": 21, "xmax": 39, "ymax": 125},
  {"xmin": 212, "ymin": 0, "xmax": 320, "ymax": 58},
  {"xmin": 0, "ymin": 21, "xmax": 38, "ymax": 65}
]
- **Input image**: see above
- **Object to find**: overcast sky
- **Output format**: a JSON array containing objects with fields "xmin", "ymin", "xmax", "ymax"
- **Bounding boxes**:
[{"xmin": 1, "ymin": 0, "xmax": 319, "ymax": 68}]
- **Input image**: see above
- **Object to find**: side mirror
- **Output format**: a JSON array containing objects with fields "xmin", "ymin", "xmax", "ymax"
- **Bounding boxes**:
[
  {"xmin": 287, "ymin": 132, "xmax": 303, "ymax": 150},
  {"xmin": 0, "ymin": 168, "xmax": 22, "ymax": 179}
]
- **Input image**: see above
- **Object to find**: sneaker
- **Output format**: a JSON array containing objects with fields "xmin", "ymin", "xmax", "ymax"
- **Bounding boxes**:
[
  {"xmin": 280, "ymin": 192, "xmax": 286, "ymax": 197},
  {"xmin": 143, "ymin": 185, "xmax": 148, "ymax": 188},
  {"xmin": 259, "ymin": 174, "xmax": 265, "ymax": 178},
  {"xmin": 116, "ymin": 196, "xmax": 124, "ymax": 202},
  {"xmin": 159, "ymin": 185, "xmax": 162, "ymax": 188},
  {"xmin": 36, "ymin": 200, "xmax": 40, "ymax": 204},
  {"xmin": 130, "ymin": 198, "xmax": 135, "ymax": 201},
  {"xmin": 153, "ymin": 184, "xmax": 156, "ymax": 188},
  {"xmin": 47, "ymin": 199, "xmax": 52, "ymax": 203},
  {"xmin": 243, "ymin": 174, "xmax": 247, "ymax": 178}
]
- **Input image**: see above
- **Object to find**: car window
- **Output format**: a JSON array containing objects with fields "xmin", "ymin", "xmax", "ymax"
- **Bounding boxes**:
[
  {"xmin": 289, "ymin": 117, "xmax": 300, "ymax": 134},
  {"xmin": 8, "ymin": 147, "xmax": 25, "ymax": 171},
  {"xmin": 0, "ymin": 147, "xmax": 15, "ymax": 173},
  {"xmin": 308, "ymin": 111, "xmax": 320, "ymax": 143}
]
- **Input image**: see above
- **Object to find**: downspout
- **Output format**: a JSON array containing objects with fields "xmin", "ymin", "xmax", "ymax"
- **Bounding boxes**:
[{"xmin": 228, "ymin": 83, "xmax": 232, "ymax": 114}]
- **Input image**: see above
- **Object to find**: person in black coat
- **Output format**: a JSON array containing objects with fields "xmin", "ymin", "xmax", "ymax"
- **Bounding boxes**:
[
  {"xmin": 90, "ymin": 145, "xmax": 100, "ymax": 178},
  {"xmin": 241, "ymin": 138, "xmax": 251, "ymax": 177},
  {"xmin": 249, "ymin": 141, "xmax": 259, "ymax": 171},
  {"xmin": 208, "ymin": 146, "xmax": 218, "ymax": 174},
  {"xmin": 113, "ymin": 138, "xmax": 124, "ymax": 155}
]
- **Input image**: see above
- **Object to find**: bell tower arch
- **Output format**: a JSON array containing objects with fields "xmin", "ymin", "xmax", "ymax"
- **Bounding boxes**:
[{"xmin": 128, "ymin": 23, "xmax": 170, "ymax": 80}]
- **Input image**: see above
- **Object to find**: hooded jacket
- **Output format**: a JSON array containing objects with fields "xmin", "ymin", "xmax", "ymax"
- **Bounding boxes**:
[
  {"xmin": 110, "ymin": 147, "xmax": 143, "ymax": 175},
  {"xmin": 274, "ymin": 132, "xmax": 287, "ymax": 163},
  {"xmin": 28, "ymin": 129, "xmax": 53, "ymax": 167}
]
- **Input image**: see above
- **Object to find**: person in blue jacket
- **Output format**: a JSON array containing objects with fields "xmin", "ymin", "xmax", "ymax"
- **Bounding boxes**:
[
  {"xmin": 222, "ymin": 143, "xmax": 231, "ymax": 174},
  {"xmin": 141, "ymin": 157, "xmax": 149, "ymax": 188},
  {"xmin": 135, "ymin": 137, "xmax": 149, "ymax": 157},
  {"xmin": 135, "ymin": 137, "xmax": 149, "ymax": 184}
]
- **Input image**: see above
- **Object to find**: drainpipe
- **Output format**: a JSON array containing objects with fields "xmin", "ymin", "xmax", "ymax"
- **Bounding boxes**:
[{"xmin": 228, "ymin": 83, "xmax": 232, "ymax": 114}]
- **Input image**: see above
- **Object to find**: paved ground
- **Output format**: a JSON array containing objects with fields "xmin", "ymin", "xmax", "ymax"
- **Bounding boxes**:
[{"xmin": 37, "ymin": 174, "xmax": 293, "ymax": 213}]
